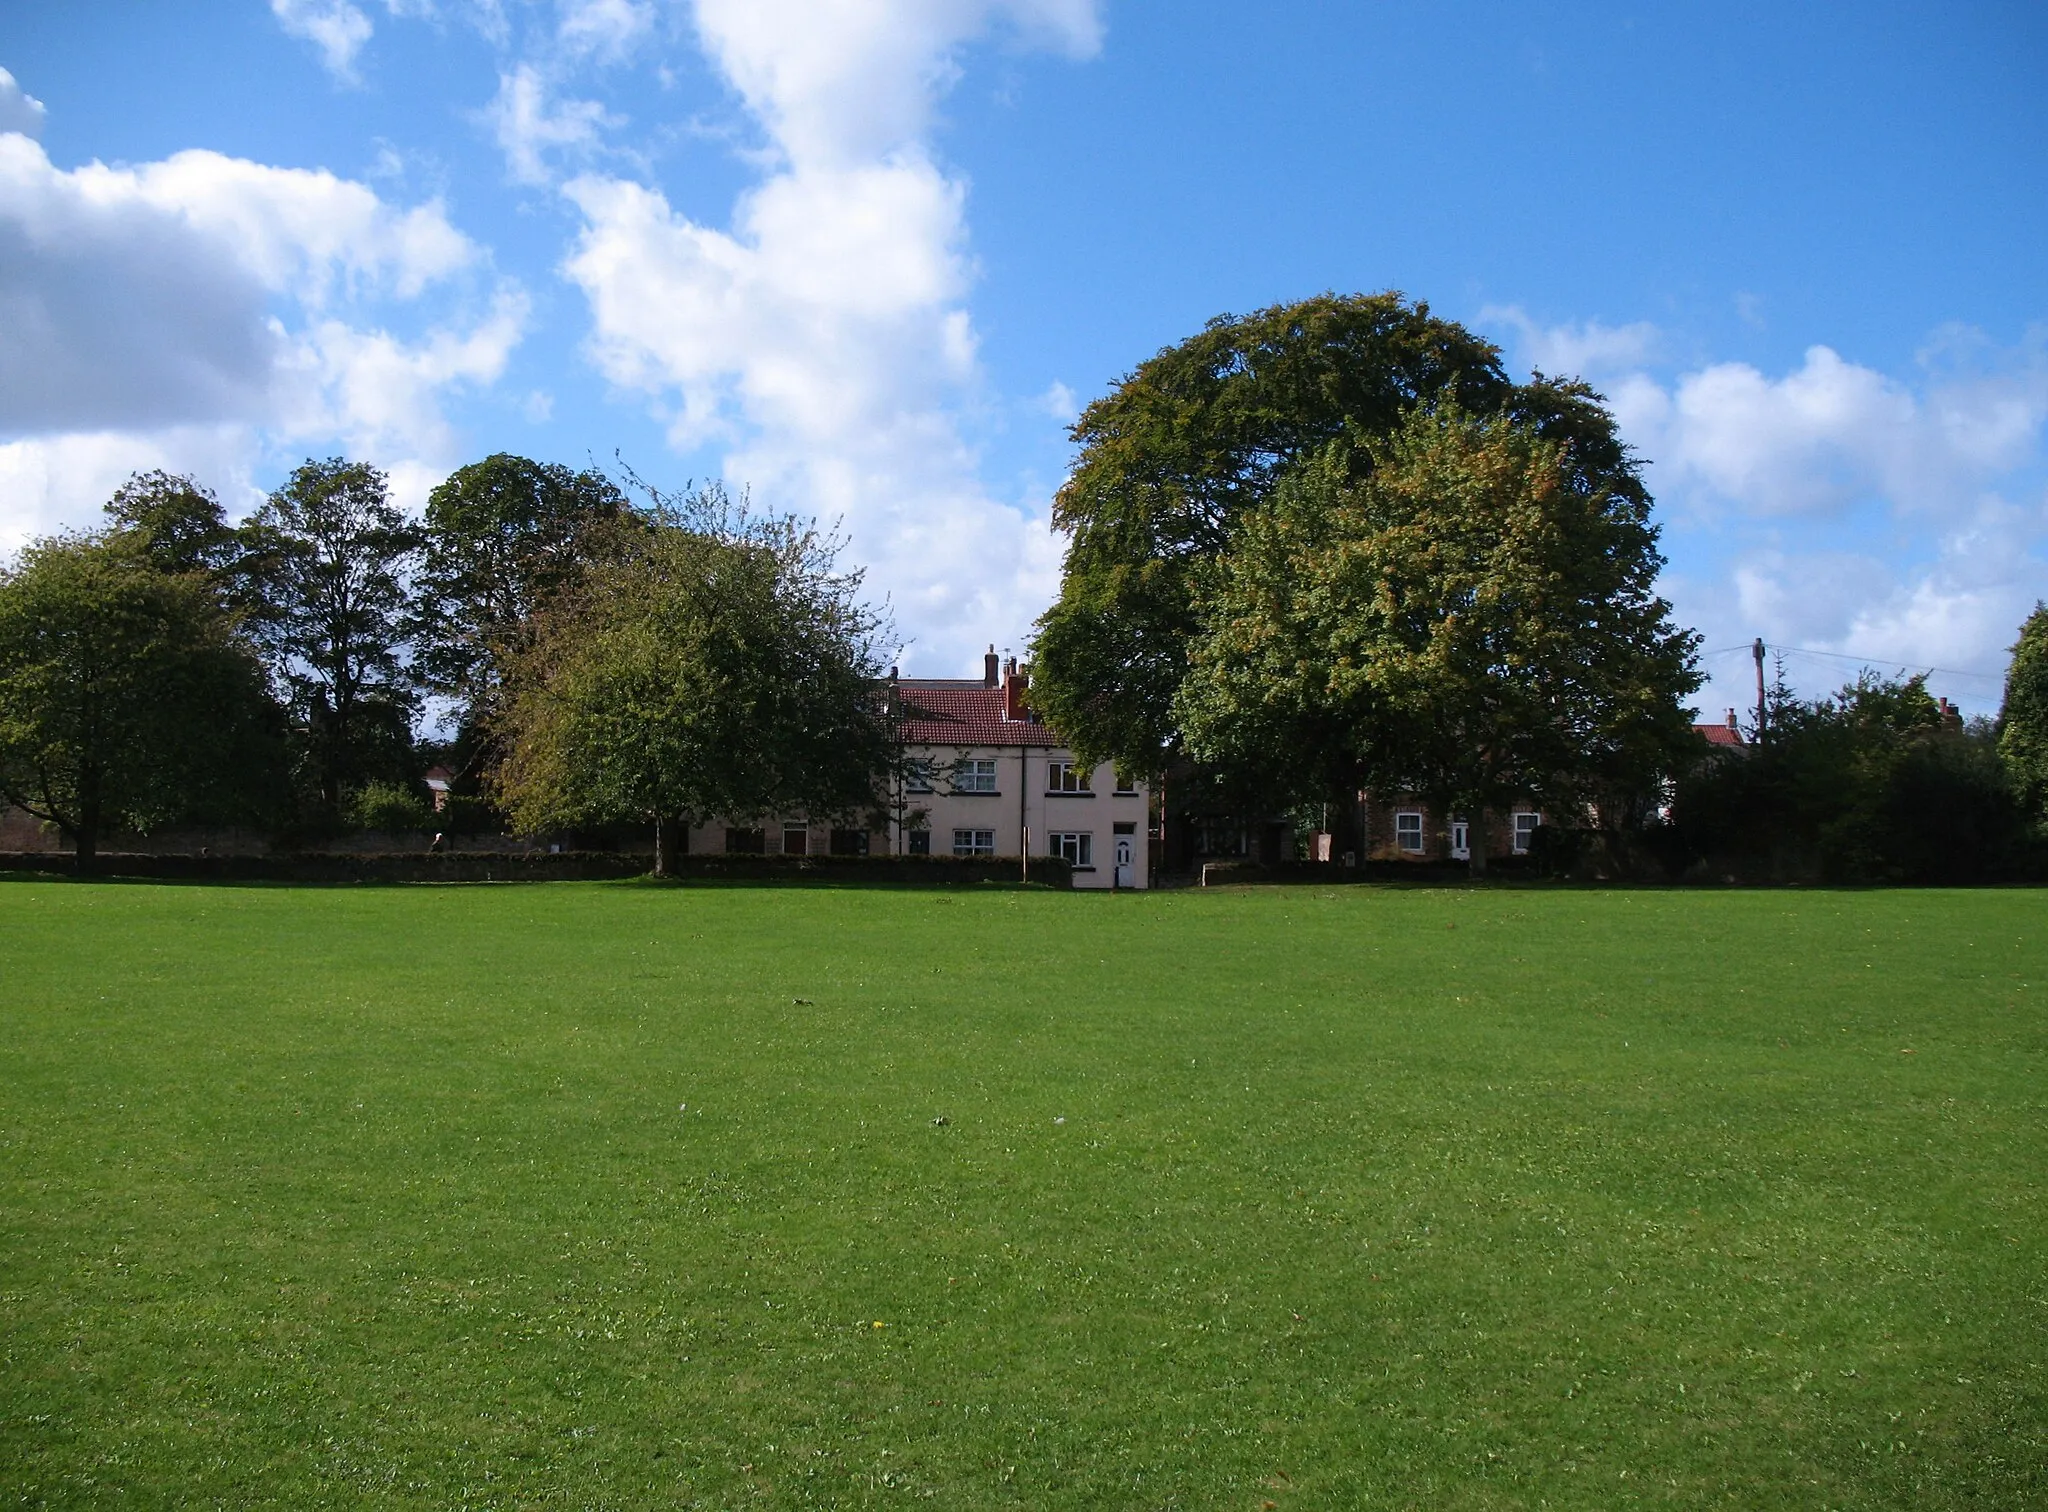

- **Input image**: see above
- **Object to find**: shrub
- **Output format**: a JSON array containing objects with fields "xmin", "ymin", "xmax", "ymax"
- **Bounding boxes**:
[{"xmin": 345, "ymin": 780, "xmax": 432, "ymax": 834}]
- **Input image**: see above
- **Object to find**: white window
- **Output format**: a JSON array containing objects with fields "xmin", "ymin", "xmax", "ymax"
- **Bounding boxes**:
[
  {"xmin": 1112, "ymin": 768, "xmax": 1139, "ymax": 795},
  {"xmin": 1046, "ymin": 760, "xmax": 1092, "ymax": 793},
  {"xmin": 904, "ymin": 758, "xmax": 933, "ymax": 793},
  {"xmin": 1395, "ymin": 810, "xmax": 1425, "ymax": 853},
  {"xmin": 952, "ymin": 828, "xmax": 995, "ymax": 857},
  {"xmin": 953, "ymin": 759, "xmax": 997, "ymax": 794},
  {"xmin": 1048, "ymin": 831, "xmax": 1092, "ymax": 866},
  {"xmin": 782, "ymin": 825, "xmax": 810, "ymax": 856},
  {"xmin": 1512, "ymin": 811, "xmax": 1541, "ymax": 854}
]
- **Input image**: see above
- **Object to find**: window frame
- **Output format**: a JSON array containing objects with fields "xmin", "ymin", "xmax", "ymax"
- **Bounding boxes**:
[
  {"xmin": 1046, "ymin": 760, "xmax": 1093, "ymax": 795},
  {"xmin": 952, "ymin": 758, "xmax": 998, "ymax": 795},
  {"xmin": 1512, "ymin": 811, "xmax": 1541, "ymax": 855},
  {"xmin": 1395, "ymin": 810, "xmax": 1426, "ymax": 854},
  {"xmin": 951, "ymin": 828, "xmax": 996, "ymax": 857},
  {"xmin": 903, "ymin": 758, "xmax": 934, "ymax": 794},
  {"xmin": 1047, "ymin": 831, "xmax": 1093, "ymax": 868}
]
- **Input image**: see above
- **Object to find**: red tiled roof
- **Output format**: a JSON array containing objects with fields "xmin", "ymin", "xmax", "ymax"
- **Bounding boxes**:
[
  {"xmin": 1695, "ymin": 723, "xmax": 1744, "ymax": 748},
  {"xmin": 897, "ymin": 684, "xmax": 1063, "ymax": 748}
]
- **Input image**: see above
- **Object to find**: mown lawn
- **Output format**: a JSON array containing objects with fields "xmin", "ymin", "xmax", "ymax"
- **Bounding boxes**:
[{"xmin": 0, "ymin": 878, "xmax": 2042, "ymax": 1509}]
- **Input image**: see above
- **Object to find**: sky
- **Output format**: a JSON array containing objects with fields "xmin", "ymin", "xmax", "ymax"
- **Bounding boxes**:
[{"xmin": 2, "ymin": 0, "xmax": 2044, "ymax": 719}]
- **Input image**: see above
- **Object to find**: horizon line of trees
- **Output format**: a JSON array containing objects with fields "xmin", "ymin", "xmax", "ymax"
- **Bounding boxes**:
[
  {"xmin": 5, "ymin": 291, "xmax": 2048, "ymax": 883},
  {"xmin": 0, "ymin": 455, "xmax": 904, "ymax": 867}
]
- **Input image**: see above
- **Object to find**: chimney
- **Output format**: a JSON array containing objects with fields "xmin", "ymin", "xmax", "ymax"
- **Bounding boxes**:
[
  {"xmin": 1003, "ymin": 657, "xmax": 1028, "ymax": 721},
  {"xmin": 1726, "ymin": 707, "xmax": 1739, "ymax": 731},
  {"xmin": 984, "ymin": 645, "xmax": 999, "ymax": 688}
]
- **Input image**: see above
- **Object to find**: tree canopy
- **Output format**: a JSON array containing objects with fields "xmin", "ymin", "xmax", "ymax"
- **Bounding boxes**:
[
  {"xmin": 1998, "ymin": 602, "xmax": 2048, "ymax": 818},
  {"xmin": 491, "ymin": 492, "xmax": 898, "ymax": 874},
  {"xmin": 411, "ymin": 453, "xmax": 632, "ymax": 728},
  {"xmin": 1176, "ymin": 405, "xmax": 1700, "ymax": 867},
  {"xmin": 239, "ymin": 458, "xmax": 422, "ymax": 810},
  {"xmin": 1672, "ymin": 669, "xmax": 2028, "ymax": 883},
  {"xmin": 1031, "ymin": 291, "xmax": 1644, "ymax": 778},
  {"xmin": 0, "ymin": 532, "xmax": 282, "ymax": 860}
]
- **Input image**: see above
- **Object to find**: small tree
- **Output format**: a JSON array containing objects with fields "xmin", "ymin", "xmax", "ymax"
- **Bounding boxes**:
[
  {"xmin": 0, "ymin": 533, "xmax": 283, "ymax": 862},
  {"xmin": 1999, "ymin": 602, "xmax": 2048, "ymax": 818},
  {"xmin": 239, "ymin": 458, "xmax": 422, "ymax": 812},
  {"xmin": 1176, "ymin": 405, "xmax": 1701, "ymax": 872},
  {"xmin": 492, "ymin": 492, "xmax": 898, "ymax": 875}
]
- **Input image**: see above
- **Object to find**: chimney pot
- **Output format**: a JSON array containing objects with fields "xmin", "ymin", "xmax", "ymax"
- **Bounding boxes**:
[
  {"xmin": 984, "ymin": 645, "xmax": 999, "ymax": 687},
  {"xmin": 1003, "ymin": 658, "xmax": 1028, "ymax": 721},
  {"xmin": 1726, "ymin": 707, "xmax": 1738, "ymax": 729}
]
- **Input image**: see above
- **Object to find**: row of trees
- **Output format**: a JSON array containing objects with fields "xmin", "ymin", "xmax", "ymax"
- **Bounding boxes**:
[
  {"xmin": 1652, "ymin": 616, "xmax": 2048, "ymax": 883},
  {"xmin": 0, "ymin": 457, "xmax": 901, "ymax": 864}
]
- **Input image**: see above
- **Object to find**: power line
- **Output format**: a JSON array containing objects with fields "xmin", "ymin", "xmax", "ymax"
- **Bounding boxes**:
[{"xmin": 1697, "ymin": 641, "xmax": 2002, "ymax": 684}]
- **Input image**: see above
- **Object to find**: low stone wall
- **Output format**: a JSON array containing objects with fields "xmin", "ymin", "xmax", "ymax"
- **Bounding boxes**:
[{"xmin": 0, "ymin": 851, "xmax": 1074, "ymax": 888}]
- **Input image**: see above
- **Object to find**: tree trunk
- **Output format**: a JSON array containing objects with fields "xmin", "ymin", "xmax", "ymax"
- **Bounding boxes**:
[
  {"xmin": 1466, "ymin": 805, "xmax": 1487, "ymax": 878},
  {"xmin": 653, "ymin": 815, "xmax": 680, "ymax": 877},
  {"xmin": 74, "ymin": 779, "xmax": 101, "ymax": 874}
]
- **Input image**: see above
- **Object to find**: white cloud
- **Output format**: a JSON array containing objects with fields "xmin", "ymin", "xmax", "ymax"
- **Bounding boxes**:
[
  {"xmin": 0, "ymin": 427, "xmax": 264, "ymax": 554},
  {"xmin": 1494, "ymin": 313, "xmax": 2048, "ymax": 715},
  {"xmin": 0, "ymin": 134, "xmax": 524, "ymax": 546},
  {"xmin": 0, "ymin": 134, "xmax": 482, "ymax": 438},
  {"xmin": 275, "ymin": 285, "xmax": 529, "ymax": 467},
  {"xmin": 0, "ymin": 67, "xmax": 46, "ymax": 139},
  {"xmin": 271, "ymin": 0, "xmax": 376, "ymax": 81},
  {"xmin": 1480, "ymin": 305, "xmax": 1660, "ymax": 380},
  {"xmin": 690, "ymin": 0, "xmax": 1100, "ymax": 169},
  {"xmin": 484, "ymin": 63, "xmax": 620, "ymax": 184},
  {"xmin": 560, "ymin": 0, "xmax": 1103, "ymax": 670},
  {"xmin": 1613, "ymin": 344, "xmax": 2048, "ymax": 517},
  {"xmin": 557, "ymin": 0, "xmax": 656, "ymax": 60}
]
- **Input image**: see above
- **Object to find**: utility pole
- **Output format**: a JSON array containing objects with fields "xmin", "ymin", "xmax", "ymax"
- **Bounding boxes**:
[{"xmin": 1752, "ymin": 637, "xmax": 1767, "ymax": 738}]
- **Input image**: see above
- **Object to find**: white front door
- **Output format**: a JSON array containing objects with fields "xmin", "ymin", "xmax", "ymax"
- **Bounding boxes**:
[
  {"xmin": 1114, "ymin": 837, "xmax": 1134, "ymax": 887},
  {"xmin": 1450, "ymin": 820, "xmax": 1470, "ymax": 860}
]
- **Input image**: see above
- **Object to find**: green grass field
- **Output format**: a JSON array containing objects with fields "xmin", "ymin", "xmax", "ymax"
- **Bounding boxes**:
[{"xmin": 1, "ymin": 879, "xmax": 2042, "ymax": 1509}]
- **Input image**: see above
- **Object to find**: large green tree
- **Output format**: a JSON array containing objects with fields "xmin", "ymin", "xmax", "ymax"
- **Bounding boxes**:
[
  {"xmin": 239, "ymin": 458, "xmax": 422, "ymax": 810},
  {"xmin": 1999, "ymin": 602, "xmax": 2048, "ymax": 817},
  {"xmin": 492, "ymin": 497, "xmax": 897, "ymax": 875},
  {"xmin": 0, "ymin": 533, "xmax": 282, "ymax": 862},
  {"xmin": 1032, "ymin": 291, "xmax": 1630, "ymax": 777},
  {"xmin": 411, "ymin": 454, "xmax": 632, "ymax": 730},
  {"xmin": 1176, "ymin": 405, "xmax": 1700, "ymax": 871}
]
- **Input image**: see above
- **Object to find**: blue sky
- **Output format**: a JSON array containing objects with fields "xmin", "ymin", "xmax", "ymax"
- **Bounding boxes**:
[{"xmin": 3, "ymin": 1, "xmax": 2044, "ymax": 718}]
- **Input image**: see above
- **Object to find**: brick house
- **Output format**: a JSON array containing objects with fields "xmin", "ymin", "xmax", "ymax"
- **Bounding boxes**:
[
  {"xmin": 683, "ymin": 649, "xmax": 1152, "ymax": 889},
  {"xmin": 1359, "ymin": 796, "xmax": 1549, "ymax": 864}
]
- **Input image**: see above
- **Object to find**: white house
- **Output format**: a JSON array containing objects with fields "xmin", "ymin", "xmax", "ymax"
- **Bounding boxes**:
[{"xmin": 683, "ymin": 649, "xmax": 1151, "ymax": 888}]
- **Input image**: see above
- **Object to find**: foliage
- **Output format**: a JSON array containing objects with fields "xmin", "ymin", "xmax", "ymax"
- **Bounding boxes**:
[
  {"xmin": 4, "ymin": 882, "xmax": 2044, "ymax": 1508},
  {"xmin": 1031, "ymin": 291, "xmax": 1646, "ymax": 777},
  {"xmin": 1671, "ymin": 669, "xmax": 2033, "ymax": 882},
  {"xmin": 439, "ymin": 792, "xmax": 503, "ymax": 836},
  {"xmin": 101, "ymin": 470, "xmax": 243, "ymax": 579},
  {"xmin": 0, "ymin": 533, "xmax": 283, "ymax": 858},
  {"xmin": 239, "ymin": 458, "xmax": 423, "ymax": 810},
  {"xmin": 1176, "ymin": 406, "xmax": 1700, "ymax": 866},
  {"xmin": 411, "ymin": 453, "xmax": 633, "ymax": 727},
  {"xmin": 342, "ymin": 778, "xmax": 433, "ymax": 835},
  {"xmin": 492, "ymin": 490, "xmax": 898, "ymax": 871},
  {"xmin": 1998, "ymin": 601, "xmax": 2048, "ymax": 817}
]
